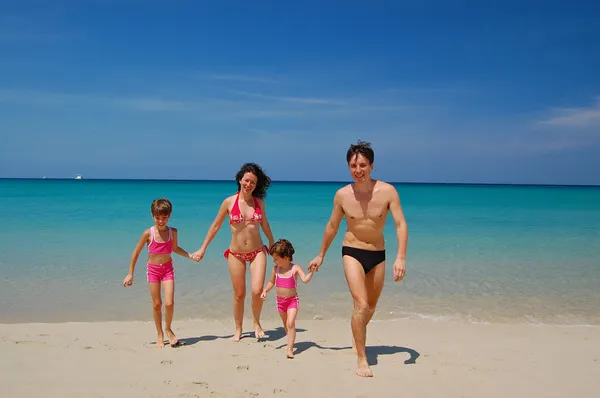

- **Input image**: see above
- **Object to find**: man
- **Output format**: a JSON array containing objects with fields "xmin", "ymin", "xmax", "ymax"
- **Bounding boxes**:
[{"xmin": 308, "ymin": 140, "xmax": 408, "ymax": 377}]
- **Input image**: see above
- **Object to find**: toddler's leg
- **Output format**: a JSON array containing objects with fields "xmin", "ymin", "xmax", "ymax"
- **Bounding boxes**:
[
  {"xmin": 162, "ymin": 279, "xmax": 178, "ymax": 346},
  {"xmin": 148, "ymin": 283, "xmax": 164, "ymax": 348},
  {"xmin": 285, "ymin": 308, "xmax": 298, "ymax": 359}
]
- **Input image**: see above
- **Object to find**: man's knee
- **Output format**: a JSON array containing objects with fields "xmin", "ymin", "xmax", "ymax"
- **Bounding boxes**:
[
  {"xmin": 353, "ymin": 300, "xmax": 370, "ymax": 314},
  {"xmin": 367, "ymin": 302, "xmax": 377, "ymax": 313}
]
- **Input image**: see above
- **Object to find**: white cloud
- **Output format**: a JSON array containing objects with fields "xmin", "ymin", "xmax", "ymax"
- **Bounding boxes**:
[
  {"xmin": 230, "ymin": 90, "xmax": 347, "ymax": 105},
  {"xmin": 0, "ymin": 87, "xmax": 411, "ymax": 120},
  {"xmin": 539, "ymin": 97, "xmax": 600, "ymax": 127}
]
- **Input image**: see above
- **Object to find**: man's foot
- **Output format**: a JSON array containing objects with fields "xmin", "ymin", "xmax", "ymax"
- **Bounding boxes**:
[
  {"xmin": 286, "ymin": 348, "xmax": 295, "ymax": 359},
  {"xmin": 253, "ymin": 322, "xmax": 265, "ymax": 340},
  {"xmin": 232, "ymin": 328, "xmax": 242, "ymax": 342},
  {"xmin": 356, "ymin": 357, "xmax": 373, "ymax": 377},
  {"xmin": 156, "ymin": 333, "xmax": 165, "ymax": 348},
  {"xmin": 166, "ymin": 328, "xmax": 179, "ymax": 346}
]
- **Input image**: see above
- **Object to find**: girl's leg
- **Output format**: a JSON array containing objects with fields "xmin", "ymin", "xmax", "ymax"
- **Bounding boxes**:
[
  {"xmin": 279, "ymin": 310, "xmax": 288, "ymax": 334},
  {"xmin": 148, "ymin": 282, "xmax": 164, "ymax": 348},
  {"xmin": 162, "ymin": 279, "xmax": 178, "ymax": 345},
  {"xmin": 285, "ymin": 308, "xmax": 298, "ymax": 359},
  {"xmin": 227, "ymin": 254, "xmax": 247, "ymax": 342},
  {"xmin": 249, "ymin": 251, "xmax": 267, "ymax": 339}
]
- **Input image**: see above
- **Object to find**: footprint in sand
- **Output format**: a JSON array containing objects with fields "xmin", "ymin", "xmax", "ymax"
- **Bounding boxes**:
[
  {"xmin": 84, "ymin": 346, "xmax": 93, "ymax": 350},
  {"xmin": 273, "ymin": 389, "xmax": 287, "ymax": 394},
  {"xmin": 237, "ymin": 365, "xmax": 249, "ymax": 371},
  {"xmin": 192, "ymin": 381, "xmax": 209, "ymax": 389},
  {"xmin": 244, "ymin": 391, "xmax": 259, "ymax": 397},
  {"xmin": 161, "ymin": 360, "xmax": 173, "ymax": 365}
]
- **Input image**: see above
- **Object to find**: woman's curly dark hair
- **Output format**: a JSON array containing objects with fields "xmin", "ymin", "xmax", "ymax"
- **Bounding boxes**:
[{"xmin": 235, "ymin": 162, "xmax": 271, "ymax": 198}]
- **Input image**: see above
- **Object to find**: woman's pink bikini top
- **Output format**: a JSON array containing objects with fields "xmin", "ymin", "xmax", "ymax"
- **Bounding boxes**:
[
  {"xmin": 148, "ymin": 227, "xmax": 173, "ymax": 255},
  {"xmin": 229, "ymin": 192, "xmax": 263, "ymax": 224},
  {"xmin": 275, "ymin": 266, "xmax": 297, "ymax": 289}
]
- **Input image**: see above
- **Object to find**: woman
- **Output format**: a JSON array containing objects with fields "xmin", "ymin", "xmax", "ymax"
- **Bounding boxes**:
[{"xmin": 193, "ymin": 163, "xmax": 275, "ymax": 341}]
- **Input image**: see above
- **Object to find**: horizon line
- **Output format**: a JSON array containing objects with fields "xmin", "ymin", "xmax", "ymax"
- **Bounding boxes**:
[{"xmin": 1, "ymin": 177, "xmax": 599, "ymax": 188}]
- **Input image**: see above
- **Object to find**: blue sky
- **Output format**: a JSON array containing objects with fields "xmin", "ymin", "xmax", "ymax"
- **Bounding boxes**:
[{"xmin": 1, "ymin": 1, "xmax": 599, "ymax": 185}]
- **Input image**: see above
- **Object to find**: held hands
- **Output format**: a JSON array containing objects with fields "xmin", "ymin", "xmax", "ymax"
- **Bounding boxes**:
[
  {"xmin": 188, "ymin": 252, "xmax": 200, "ymax": 262},
  {"xmin": 191, "ymin": 248, "xmax": 205, "ymax": 262},
  {"xmin": 123, "ymin": 274, "xmax": 133, "ymax": 287},
  {"xmin": 308, "ymin": 255, "xmax": 323, "ymax": 273},
  {"xmin": 393, "ymin": 258, "xmax": 406, "ymax": 282}
]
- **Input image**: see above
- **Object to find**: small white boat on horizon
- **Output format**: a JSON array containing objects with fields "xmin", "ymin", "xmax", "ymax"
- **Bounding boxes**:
[{"xmin": 75, "ymin": 175, "xmax": 83, "ymax": 180}]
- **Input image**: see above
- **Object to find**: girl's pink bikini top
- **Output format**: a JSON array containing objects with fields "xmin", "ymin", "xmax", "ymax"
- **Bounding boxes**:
[
  {"xmin": 148, "ymin": 227, "xmax": 173, "ymax": 255},
  {"xmin": 229, "ymin": 192, "xmax": 263, "ymax": 224},
  {"xmin": 275, "ymin": 266, "xmax": 297, "ymax": 289}
]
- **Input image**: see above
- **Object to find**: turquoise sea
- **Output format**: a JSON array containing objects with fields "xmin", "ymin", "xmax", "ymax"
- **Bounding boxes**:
[{"xmin": 1, "ymin": 179, "xmax": 599, "ymax": 325}]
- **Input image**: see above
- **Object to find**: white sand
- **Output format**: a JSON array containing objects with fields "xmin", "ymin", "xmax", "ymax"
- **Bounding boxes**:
[{"xmin": 1, "ymin": 318, "xmax": 599, "ymax": 397}]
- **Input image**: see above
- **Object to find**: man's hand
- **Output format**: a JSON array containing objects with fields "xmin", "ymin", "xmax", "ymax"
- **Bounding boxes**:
[
  {"xmin": 393, "ymin": 258, "xmax": 406, "ymax": 282},
  {"xmin": 308, "ymin": 255, "xmax": 324, "ymax": 272}
]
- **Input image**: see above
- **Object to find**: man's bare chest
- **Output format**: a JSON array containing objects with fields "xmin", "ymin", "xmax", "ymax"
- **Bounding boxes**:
[{"xmin": 342, "ymin": 197, "xmax": 389, "ymax": 221}]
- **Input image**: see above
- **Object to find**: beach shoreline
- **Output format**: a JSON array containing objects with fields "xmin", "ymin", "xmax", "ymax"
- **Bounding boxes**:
[{"xmin": 2, "ymin": 318, "xmax": 599, "ymax": 397}]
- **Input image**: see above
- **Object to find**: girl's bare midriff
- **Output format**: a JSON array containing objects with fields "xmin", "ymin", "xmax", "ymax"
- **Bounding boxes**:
[{"xmin": 147, "ymin": 252, "xmax": 172, "ymax": 265}]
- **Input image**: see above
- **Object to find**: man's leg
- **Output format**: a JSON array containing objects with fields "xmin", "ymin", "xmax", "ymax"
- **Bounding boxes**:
[
  {"xmin": 352, "ymin": 261, "xmax": 385, "ymax": 352},
  {"xmin": 343, "ymin": 256, "xmax": 374, "ymax": 377}
]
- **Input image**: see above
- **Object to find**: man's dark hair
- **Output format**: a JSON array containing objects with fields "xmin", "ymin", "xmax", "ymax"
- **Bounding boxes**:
[{"xmin": 346, "ymin": 140, "xmax": 374, "ymax": 165}]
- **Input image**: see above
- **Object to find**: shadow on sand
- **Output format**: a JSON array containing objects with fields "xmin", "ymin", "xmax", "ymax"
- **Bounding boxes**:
[
  {"xmin": 366, "ymin": 345, "xmax": 420, "ymax": 365},
  {"xmin": 177, "ymin": 326, "xmax": 308, "ymax": 346},
  {"xmin": 272, "ymin": 341, "xmax": 420, "ymax": 364},
  {"xmin": 261, "ymin": 326, "xmax": 307, "ymax": 342},
  {"xmin": 176, "ymin": 334, "xmax": 235, "ymax": 346},
  {"xmin": 275, "ymin": 341, "xmax": 353, "ymax": 356}
]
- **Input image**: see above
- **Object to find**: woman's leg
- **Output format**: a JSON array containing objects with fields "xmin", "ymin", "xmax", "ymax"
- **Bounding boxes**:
[
  {"xmin": 227, "ymin": 253, "xmax": 247, "ymax": 342},
  {"xmin": 249, "ymin": 250, "xmax": 267, "ymax": 339}
]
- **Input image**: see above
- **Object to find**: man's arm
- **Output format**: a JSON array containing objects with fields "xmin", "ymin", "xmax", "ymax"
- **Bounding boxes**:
[
  {"xmin": 317, "ymin": 189, "xmax": 345, "ymax": 258},
  {"xmin": 389, "ymin": 186, "xmax": 408, "ymax": 281},
  {"xmin": 389, "ymin": 186, "xmax": 408, "ymax": 259}
]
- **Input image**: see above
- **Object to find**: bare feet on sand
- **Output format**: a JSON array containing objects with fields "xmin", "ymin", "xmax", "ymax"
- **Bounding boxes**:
[
  {"xmin": 232, "ymin": 328, "xmax": 242, "ymax": 342},
  {"xmin": 356, "ymin": 358, "xmax": 373, "ymax": 377},
  {"xmin": 156, "ymin": 333, "xmax": 165, "ymax": 348},
  {"xmin": 286, "ymin": 348, "xmax": 295, "ymax": 359},
  {"xmin": 166, "ymin": 328, "xmax": 179, "ymax": 346},
  {"xmin": 253, "ymin": 322, "xmax": 265, "ymax": 340}
]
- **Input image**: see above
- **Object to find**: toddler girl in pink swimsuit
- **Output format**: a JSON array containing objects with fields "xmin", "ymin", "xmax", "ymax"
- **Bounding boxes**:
[
  {"xmin": 261, "ymin": 239, "xmax": 314, "ymax": 359},
  {"xmin": 123, "ymin": 198, "xmax": 197, "ymax": 348}
]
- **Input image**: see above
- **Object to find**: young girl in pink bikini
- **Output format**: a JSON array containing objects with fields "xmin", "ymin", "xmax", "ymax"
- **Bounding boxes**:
[
  {"xmin": 123, "ymin": 198, "xmax": 197, "ymax": 348},
  {"xmin": 193, "ymin": 163, "xmax": 275, "ymax": 342},
  {"xmin": 261, "ymin": 239, "xmax": 314, "ymax": 359}
]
